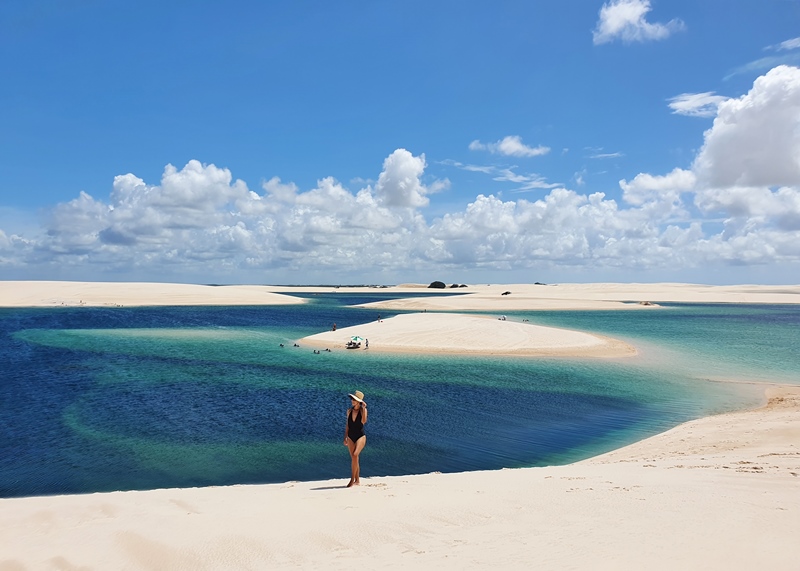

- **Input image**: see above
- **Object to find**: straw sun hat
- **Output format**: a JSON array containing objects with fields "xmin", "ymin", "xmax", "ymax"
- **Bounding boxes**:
[{"xmin": 348, "ymin": 390, "xmax": 365, "ymax": 403}]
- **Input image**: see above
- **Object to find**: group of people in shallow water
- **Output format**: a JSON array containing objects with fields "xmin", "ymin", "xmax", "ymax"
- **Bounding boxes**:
[{"xmin": 279, "ymin": 344, "xmax": 332, "ymax": 353}]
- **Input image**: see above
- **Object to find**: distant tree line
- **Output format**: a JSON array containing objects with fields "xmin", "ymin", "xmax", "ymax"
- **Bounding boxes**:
[{"xmin": 428, "ymin": 281, "xmax": 468, "ymax": 289}]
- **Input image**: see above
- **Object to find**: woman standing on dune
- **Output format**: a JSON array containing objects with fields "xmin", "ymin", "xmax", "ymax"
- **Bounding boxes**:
[{"xmin": 344, "ymin": 390, "xmax": 367, "ymax": 487}]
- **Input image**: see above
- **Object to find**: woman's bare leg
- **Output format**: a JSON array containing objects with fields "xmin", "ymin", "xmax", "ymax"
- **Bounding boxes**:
[
  {"xmin": 352, "ymin": 436, "xmax": 366, "ymax": 485},
  {"xmin": 346, "ymin": 439, "xmax": 357, "ymax": 487}
]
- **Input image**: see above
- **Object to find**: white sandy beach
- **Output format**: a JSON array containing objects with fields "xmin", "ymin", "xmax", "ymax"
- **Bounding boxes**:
[
  {"xmin": 1, "ymin": 280, "xmax": 799, "ymax": 569},
  {"xmin": 1, "ymin": 386, "xmax": 797, "ymax": 570},
  {"xmin": 0, "ymin": 281, "xmax": 303, "ymax": 307},
  {"xmin": 301, "ymin": 312, "xmax": 637, "ymax": 358}
]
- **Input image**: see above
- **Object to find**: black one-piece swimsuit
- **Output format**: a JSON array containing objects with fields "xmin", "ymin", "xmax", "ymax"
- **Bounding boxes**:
[{"xmin": 347, "ymin": 408, "xmax": 364, "ymax": 443}]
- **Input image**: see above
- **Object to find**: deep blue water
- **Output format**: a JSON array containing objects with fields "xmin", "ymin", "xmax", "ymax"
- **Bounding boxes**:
[{"xmin": 1, "ymin": 297, "xmax": 798, "ymax": 498}]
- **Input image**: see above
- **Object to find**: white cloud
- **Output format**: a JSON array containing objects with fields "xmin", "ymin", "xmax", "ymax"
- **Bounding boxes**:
[
  {"xmin": 350, "ymin": 176, "xmax": 374, "ymax": 186},
  {"xmin": 630, "ymin": 65, "xmax": 800, "ymax": 266},
  {"xmin": 693, "ymin": 65, "xmax": 800, "ymax": 189},
  {"xmin": 620, "ymin": 168, "xmax": 696, "ymax": 204},
  {"xmin": 38, "ymin": 162, "xmax": 254, "ymax": 263},
  {"xmin": 694, "ymin": 185, "xmax": 800, "ymax": 231},
  {"xmin": 492, "ymin": 168, "xmax": 560, "ymax": 192},
  {"xmin": 593, "ymin": 0, "xmax": 685, "ymax": 45},
  {"xmin": 4, "ymin": 68, "xmax": 800, "ymax": 281},
  {"xmin": 444, "ymin": 160, "xmax": 559, "ymax": 191},
  {"xmin": 768, "ymin": 37, "xmax": 800, "ymax": 52},
  {"xmin": 374, "ymin": 148, "xmax": 444, "ymax": 208},
  {"xmin": 427, "ymin": 187, "xmax": 698, "ymax": 270},
  {"xmin": 462, "ymin": 164, "xmax": 495, "ymax": 174},
  {"xmin": 438, "ymin": 159, "xmax": 494, "ymax": 174},
  {"xmin": 262, "ymin": 177, "xmax": 299, "ymax": 204},
  {"xmin": 469, "ymin": 136, "xmax": 550, "ymax": 157},
  {"xmin": 724, "ymin": 53, "xmax": 800, "ymax": 80},
  {"xmin": 668, "ymin": 92, "xmax": 729, "ymax": 118},
  {"xmin": 619, "ymin": 168, "xmax": 695, "ymax": 222},
  {"xmin": 589, "ymin": 152, "xmax": 625, "ymax": 159},
  {"xmin": 1, "ymin": 151, "xmax": 451, "ymax": 278}
]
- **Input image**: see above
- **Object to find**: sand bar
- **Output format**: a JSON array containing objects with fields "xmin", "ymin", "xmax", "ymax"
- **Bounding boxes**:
[
  {"xmin": 2, "ymin": 386, "xmax": 798, "ymax": 570},
  {"xmin": 2, "ymin": 281, "xmax": 799, "ymax": 309},
  {"xmin": 0, "ymin": 281, "xmax": 303, "ymax": 307},
  {"xmin": 345, "ymin": 282, "xmax": 800, "ymax": 311},
  {"xmin": 301, "ymin": 312, "xmax": 637, "ymax": 358}
]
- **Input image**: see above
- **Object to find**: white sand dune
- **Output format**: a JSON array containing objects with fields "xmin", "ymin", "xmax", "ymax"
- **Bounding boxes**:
[
  {"xmin": 348, "ymin": 282, "xmax": 800, "ymax": 311},
  {"xmin": 4, "ymin": 280, "xmax": 797, "ymax": 309},
  {"xmin": 1, "ymin": 387, "xmax": 797, "ymax": 570},
  {"xmin": 301, "ymin": 312, "xmax": 636, "ymax": 358},
  {"xmin": 0, "ymin": 281, "xmax": 303, "ymax": 307}
]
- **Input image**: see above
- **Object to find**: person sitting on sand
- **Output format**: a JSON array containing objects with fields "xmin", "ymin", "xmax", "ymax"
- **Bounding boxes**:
[{"xmin": 343, "ymin": 390, "xmax": 367, "ymax": 487}]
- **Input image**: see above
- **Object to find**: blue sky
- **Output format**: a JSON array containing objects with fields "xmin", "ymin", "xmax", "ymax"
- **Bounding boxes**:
[{"xmin": 2, "ymin": 0, "xmax": 800, "ymax": 284}]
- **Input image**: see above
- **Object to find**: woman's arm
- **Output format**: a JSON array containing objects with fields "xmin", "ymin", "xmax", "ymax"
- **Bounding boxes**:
[
  {"xmin": 343, "ymin": 408, "xmax": 350, "ymax": 444},
  {"xmin": 361, "ymin": 402, "xmax": 368, "ymax": 424}
]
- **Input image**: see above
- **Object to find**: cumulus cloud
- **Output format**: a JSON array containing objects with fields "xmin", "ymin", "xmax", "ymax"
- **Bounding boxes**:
[
  {"xmin": 593, "ymin": 0, "xmax": 685, "ymax": 45},
  {"xmin": 693, "ymin": 65, "xmax": 800, "ymax": 189},
  {"xmin": 644, "ymin": 66, "xmax": 800, "ymax": 264},
  {"xmin": 37, "ymin": 161, "xmax": 255, "ymax": 269},
  {"xmin": 1, "ymin": 151, "xmax": 449, "ymax": 278},
  {"xmin": 620, "ymin": 168, "xmax": 696, "ymax": 204},
  {"xmin": 469, "ymin": 136, "xmax": 550, "ymax": 158},
  {"xmin": 427, "ymin": 187, "xmax": 697, "ymax": 270},
  {"xmin": 618, "ymin": 168, "xmax": 695, "ymax": 221},
  {"xmin": 4, "ymin": 67, "xmax": 800, "ymax": 281},
  {"xmin": 374, "ymin": 149, "xmax": 447, "ymax": 208},
  {"xmin": 694, "ymin": 185, "xmax": 800, "ymax": 231},
  {"xmin": 668, "ymin": 92, "xmax": 729, "ymax": 118}
]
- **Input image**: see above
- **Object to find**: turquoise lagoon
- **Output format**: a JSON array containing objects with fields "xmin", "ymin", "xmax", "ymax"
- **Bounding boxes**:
[{"xmin": 1, "ymin": 294, "xmax": 799, "ymax": 498}]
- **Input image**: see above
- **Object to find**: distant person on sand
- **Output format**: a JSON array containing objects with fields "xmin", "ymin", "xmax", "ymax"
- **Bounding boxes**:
[
  {"xmin": 332, "ymin": 323, "xmax": 337, "ymax": 331},
  {"xmin": 344, "ymin": 390, "xmax": 367, "ymax": 487}
]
